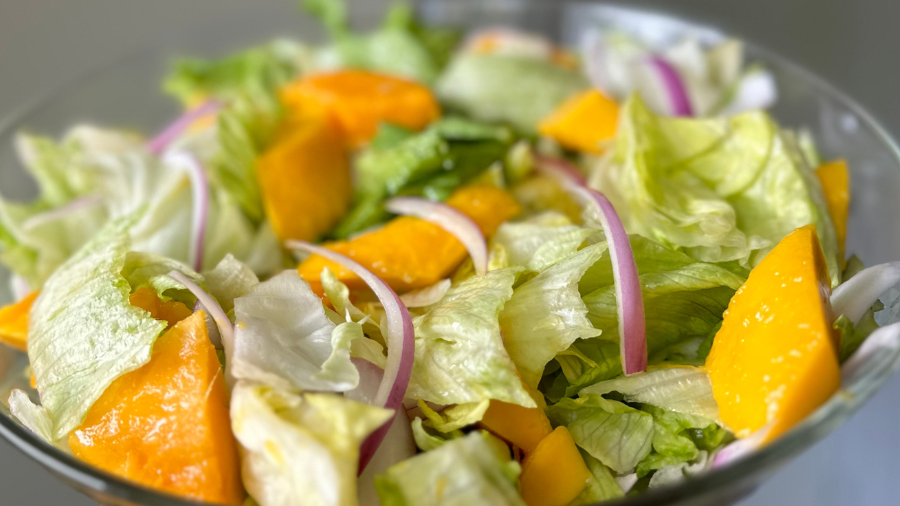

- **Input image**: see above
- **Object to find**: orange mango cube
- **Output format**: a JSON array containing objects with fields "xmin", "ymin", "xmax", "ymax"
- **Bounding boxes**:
[
  {"xmin": 129, "ymin": 287, "xmax": 192, "ymax": 329},
  {"xmin": 538, "ymin": 89, "xmax": 618, "ymax": 154},
  {"xmin": 297, "ymin": 184, "xmax": 521, "ymax": 292},
  {"xmin": 519, "ymin": 426, "xmax": 590, "ymax": 506},
  {"xmin": 281, "ymin": 70, "xmax": 441, "ymax": 149},
  {"xmin": 816, "ymin": 159, "xmax": 850, "ymax": 256},
  {"xmin": 479, "ymin": 399, "xmax": 553, "ymax": 454},
  {"xmin": 0, "ymin": 292, "xmax": 37, "ymax": 351},
  {"xmin": 705, "ymin": 225, "xmax": 840, "ymax": 441}
]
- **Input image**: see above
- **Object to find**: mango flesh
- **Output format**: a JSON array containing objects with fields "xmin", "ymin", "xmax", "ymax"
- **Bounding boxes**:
[
  {"xmin": 519, "ymin": 426, "xmax": 590, "ymax": 506},
  {"xmin": 0, "ymin": 292, "xmax": 37, "ymax": 351},
  {"xmin": 816, "ymin": 159, "xmax": 850, "ymax": 256},
  {"xmin": 256, "ymin": 107, "xmax": 352, "ymax": 242},
  {"xmin": 479, "ymin": 399, "xmax": 553, "ymax": 454},
  {"xmin": 69, "ymin": 311, "xmax": 243, "ymax": 504},
  {"xmin": 129, "ymin": 287, "xmax": 193, "ymax": 329},
  {"xmin": 538, "ymin": 89, "xmax": 618, "ymax": 154},
  {"xmin": 705, "ymin": 225, "xmax": 840, "ymax": 440},
  {"xmin": 297, "ymin": 184, "xmax": 522, "ymax": 292},
  {"xmin": 281, "ymin": 70, "xmax": 441, "ymax": 148}
]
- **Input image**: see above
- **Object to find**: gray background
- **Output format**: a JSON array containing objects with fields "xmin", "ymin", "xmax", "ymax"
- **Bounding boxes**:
[{"xmin": 0, "ymin": 0, "xmax": 897, "ymax": 504}]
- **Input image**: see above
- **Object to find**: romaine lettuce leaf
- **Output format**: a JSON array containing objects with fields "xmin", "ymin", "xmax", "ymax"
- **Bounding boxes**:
[
  {"xmin": 374, "ymin": 431, "xmax": 525, "ymax": 506},
  {"xmin": 546, "ymin": 395, "xmax": 654, "ymax": 474},
  {"xmin": 500, "ymin": 244, "xmax": 604, "ymax": 388},
  {"xmin": 231, "ymin": 382, "xmax": 392, "ymax": 506},
  {"xmin": 593, "ymin": 96, "xmax": 840, "ymax": 285},
  {"xmin": 407, "ymin": 268, "xmax": 534, "ymax": 407}
]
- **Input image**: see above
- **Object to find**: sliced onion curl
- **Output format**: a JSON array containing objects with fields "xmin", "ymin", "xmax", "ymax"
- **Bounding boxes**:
[
  {"xmin": 399, "ymin": 279, "xmax": 451, "ymax": 308},
  {"xmin": 162, "ymin": 151, "xmax": 210, "ymax": 272},
  {"xmin": 831, "ymin": 262, "xmax": 900, "ymax": 324},
  {"xmin": 537, "ymin": 156, "xmax": 647, "ymax": 375},
  {"xmin": 167, "ymin": 270, "xmax": 231, "ymax": 353},
  {"xmin": 712, "ymin": 423, "xmax": 773, "ymax": 469},
  {"xmin": 146, "ymin": 100, "xmax": 222, "ymax": 155},
  {"xmin": 385, "ymin": 197, "xmax": 488, "ymax": 277},
  {"xmin": 193, "ymin": 300, "xmax": 222, "ymax": 347},
  {"xmin": 645, "ymin": 56, "xmax": 694, "ymax": 117},
  {"xmin": 286, "ymin": 240, "xmax": 415, "ymax": 472}
]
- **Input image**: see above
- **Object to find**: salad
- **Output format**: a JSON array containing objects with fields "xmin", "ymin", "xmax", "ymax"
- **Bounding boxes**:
[{"xmin": 0, "ymin": 1, "xmax": 897, "ymax": 505}]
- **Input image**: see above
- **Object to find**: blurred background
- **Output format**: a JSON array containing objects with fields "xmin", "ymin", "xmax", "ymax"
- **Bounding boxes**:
[{"xmin": 0, "ymin": 0, "xmax": 897, "ymax": 504}]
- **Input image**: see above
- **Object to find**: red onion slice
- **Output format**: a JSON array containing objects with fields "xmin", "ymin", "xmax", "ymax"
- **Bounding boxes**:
[
  {"xmin": 831, "ymin": 262, "xmax": 900, "ymax": 324},
  {"xmin": 712, "ymin": 423, "xmax": 773, "ymax": 469},
  {"xmin": 167, "ymin": 270, "xmax": 232, "ymax": 354},
  {"xmin": 536, "ymin": 156, "xmax": 647, "ymax": 375},
  {"xmin": 146, "ymin": 100, "xmax": 222, "ymax": 155},
  {"xmin": 385, "ymin": 197, "xmax": 489, "ymax": 276},
  {"xmin": 162, "ymin": 152, "xmax": 210, "ymax": 272},
  {"xmin": 646, "ymin": 56, "xmax": 693, "ymax": 117},
  {"xmin": 286, "ymin": 241, "xmax": 415, "ymax": 471}
]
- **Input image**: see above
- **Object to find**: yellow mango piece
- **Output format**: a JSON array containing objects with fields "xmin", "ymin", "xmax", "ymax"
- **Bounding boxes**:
[
  {"xmin": 69, "ymin": 312, "xmax": 243, "ymax": 504},
  {"xmin": 816, "ymin": 159, "xmax": 850, "ymax": 256},
  {"xmin": 479, "ymin": 399, "xmax": 553, "ymax": 454},
  {"xmin": 281, "ymin": 70, "xmax": 441, "ymax": 149},
  {"xmin": 538, "ymin": 89, "xmax": 618, "ymax": 154},
  {"xmin": 257, "ymin": 108, "xmax": 352, "ymax": 242},
  {"xmin": 705, "ymin": 225, "xmax": 839, "ymax": 441},
  {"xmin": 519, "ymin": 427, "xmax": 590, "ymax": 506},
  {"xmin": 129, "ymin": 287, "xmax": 193, "ymax": 329},
  {"xmin": 297, "ymin": 184, "xmax": 521, "ymax": 292},
  {"xmin": 0, "ymin": 292, "xmax": 37, "ymax": 351}
]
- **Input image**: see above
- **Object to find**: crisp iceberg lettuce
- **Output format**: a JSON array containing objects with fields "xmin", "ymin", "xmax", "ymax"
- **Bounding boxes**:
[
  {"xmin": 591, "ymin": 96, "xmax": 840, "ymax": 285},
  {"xmin": 492, "ymin": 212, "xmax": 597, "ymax": 272},
  {"xmin": 572, "ymin": 450, "xmax": 624, "ymax": 504},
  {"xmin": 231, "ymin": 382, "xmax": 392, "ymax": 506},
  {"xmin": 374, "ymin": 431, "xmax": 525, "ymax": 506},
  {"xmin": 202, "ymin": 253, "xmax": 260, "ymax": 313}
]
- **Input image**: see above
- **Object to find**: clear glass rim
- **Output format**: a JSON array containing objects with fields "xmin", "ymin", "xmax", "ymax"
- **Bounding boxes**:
[{"xmin": 0, "ymin": 2, "xmax": 899, "ymax": 505}]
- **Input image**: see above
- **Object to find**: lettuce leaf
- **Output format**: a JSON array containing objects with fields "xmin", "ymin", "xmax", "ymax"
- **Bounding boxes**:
[
  {"xmin": 231, "ymin": 382, "xmax": 392, "ymax": 506},
  {"xmin": 231, "ymin": 271, "xmax": 360, "ymax": 391},
  {"xmin": 436, "ymin": 53, "xmax": 589, "ymax": 133},
  {"xmin": 202, "ymin": 253, "xmax": 260, "ymax": 313},
  {"xmin": 500, "ymin": 244, "xmax": 604, "ymax": 388},
  {"xmin": 411, "ymin": 417, "xmax": 462, "ymax": 452},
  {"xmin": 546, "ymin": 395, "xmax": 654, "ymax": 474},
  {"xmin": 16, "ymin": 216, "xmax": 168, "ymax": 441},
  {"xmin": 594, "ymin": 96, "xmax": 840, "ymax": 285},
  {"xmin": 492, "ymin": 213, "xmax": 597, "ymax": 272},
  {"xmin": 374, "ymin": 432, "xmax": 525, "ymax": 506},
  {"xmin": 407, "ymin": 268, "xmax": 534, "ymax": 407},
  {"xmin": 571, "ymin": 450, "xmax": 624, "ymax": 505}
]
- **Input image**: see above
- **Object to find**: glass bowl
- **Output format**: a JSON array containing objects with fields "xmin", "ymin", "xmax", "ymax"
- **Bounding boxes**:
[{"xmin": 1, "ymin": 1, "xmax": 899, "ymax": 505}]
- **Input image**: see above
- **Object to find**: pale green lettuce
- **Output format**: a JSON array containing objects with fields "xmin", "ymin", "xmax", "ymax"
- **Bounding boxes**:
[
  {"xmin": 231, "ymin": 382, "xmax": 392, "ymax": 506},
  {"xmin": 411, "ymin": 417, "xmax": 461, "ymax": 452},
  {"xmin": 202, "ymin": 253, "xmax": 260, "ymax": 313},
  {"xmin": 571, "ymin": 450, "xmax": 624, "ymax": 505},
  {"xmin": 500, "ymin": 244, "xmax": 605, "ymax": 388},
  {"xmin": 407, "ymin": 268, "xmax": 534, "ymax": 407},
  {"xmin": 375, "ymin": 432, "xmax": 525, "ymax": 506},
  {"xmin": 492, "ymin": 212, "xmax": 597, "ymax": 272},
  {"xmin": 593, "ymin": 96, "xmax": 840, "ymax": 285}
]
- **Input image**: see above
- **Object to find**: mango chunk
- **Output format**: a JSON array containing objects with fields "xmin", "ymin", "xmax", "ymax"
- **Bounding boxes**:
[
  {"xmin": 519, "ymin": 426, "xmax": 590, "ymax": 506},
  {"xmin": 538, "ymin": 89, "xmax": 618, "ymax": 154},
  {"xmin": 0, "ymin": 292, "xmax": 37, "ymax": 351},
  {"xmin": 297, "ymin": 184, "xmax": 521, "ymax": 292},
  {"xmin": 256, "ymin": 107, "xmax": 352, "ymax": 242},
  {"xmin": 69, "ymin": 311, "xmax": 243, "ymax": 504},
  {"xmin": 129, "ymin": 287, "xmax": 193, "ymax": 329},
  {"xmin": 479, "ymin": 399, "xmax": 553, "ymax": 454},
  {"xmin": 281, "ymin": 70, "xmax": 441, "ymax": 148},
  {"xmin": 816, "ymin": 159, "xmax": 850, "ymax": 256},
  {"xmin": 705, "ymin": 225, "xmax": 839, "ymax": 440}
]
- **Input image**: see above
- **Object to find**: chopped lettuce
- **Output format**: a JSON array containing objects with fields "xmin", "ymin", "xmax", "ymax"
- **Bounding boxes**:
[
  {"xmin": 202, "ymin": 253, "xmax": 260, "ymax": 313},
  {"xmin": 836, "ymin": 303, "xmax": 883, "ymax": 363},
  {"xmin": 593, "ymin": 96, "xmax": 840, "ymax": 285},
  {"xmin": 557, "ymin": 339, "xmax": 622, "ymax": 398},
  {"xmin": 14, "ymin": 216, "xmax": 168, "ymax": 441},
  {"xmin": 571, "ymin": 450, "xmax": 624, "ymax": 505},
  {"xmin": 546, "ymin": 395, "xmax": 654, "ymax": 474},
  {"xmin": 374, "ymin": 432, "xmax": 525, "ymax": 506},
  {"xmin": 492, "ymin": 213, "xmax": 597, "ymax": 272},
  {"xmin": 436, "ymin": 53, "xmax": 589, "ymax": 133},
  {"xmin": 411, "ymin": 417, "xmax": 461, "ymax": 452},
  {"xmin": 500, "ymin": 244, "xmax": 604, "ymax": 388},
  {"xmin": 231, "ymin": 382, "xmax": 392, "ymax": 506},
  {"xmin": 407, "ymin": 268, "xmax": 534, "ymax": 407},
  {"xmin": 231, "ymin": 271, "xmax": 361, "ymax": 391}
]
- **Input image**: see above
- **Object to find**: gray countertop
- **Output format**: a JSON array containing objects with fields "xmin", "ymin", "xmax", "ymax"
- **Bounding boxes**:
[{"xmin": 0, "ymin": 0, "xmax": 897, "ymax": 504}]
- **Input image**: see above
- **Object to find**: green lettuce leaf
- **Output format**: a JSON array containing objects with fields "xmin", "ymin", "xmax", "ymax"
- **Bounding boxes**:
[
  {"xmin": 231, "ymin": 382, "xmax": 392, "ymax": 506},
  {"xmin": 411, "ymin": 417, "xmax": 462, "ymax": 452},
  {"xmin": 558, "ymin": 339, "xmax": 622, "ymax": 398},
  {"xmin": 595, "ymin": 96, "xmax": 840, "ymax": 285},
  {"xmin": 375, "ymin": 432, "xmax": 525, "ymax": 506},
  {"xmin": 202, "ymin": 254, "xmax": 260, "ymax": 313},
  {"xmin": 546, "ymin": 395, "xmax": 654, "ymax": 474},
  {"xmin": 418, "ymin": 399, "xmax": 491, "ymax": 433},
  {"xmin": 15, "ymin": 216, "xmax": 168, "ymax": 441},
  {"xmin": 500, "ymin": 244, "xmax": 604, "ymax": 388},
  {"xmin": 436, "ymin": 53, "xmax": 589, "ymax": 133},
  {"xmin": 570, "ymin": 450, "xmax": 624, "ymax": 505},
  {"xmin": 836, "ymin": 302, "xmax": 883, "ymax": 363},
  {"xmin": 492, "ymin": 213, "xmax": 597, "ymax": 272},
  {"xmin": 407, "ymin": 268, "xmax": 534, "ymax": 407}
]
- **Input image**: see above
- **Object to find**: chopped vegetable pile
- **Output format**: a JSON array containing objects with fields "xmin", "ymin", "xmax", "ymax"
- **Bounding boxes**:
[{"xmin": 0, "ymin": 1, "xmax": 898, "ymax": 505}]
